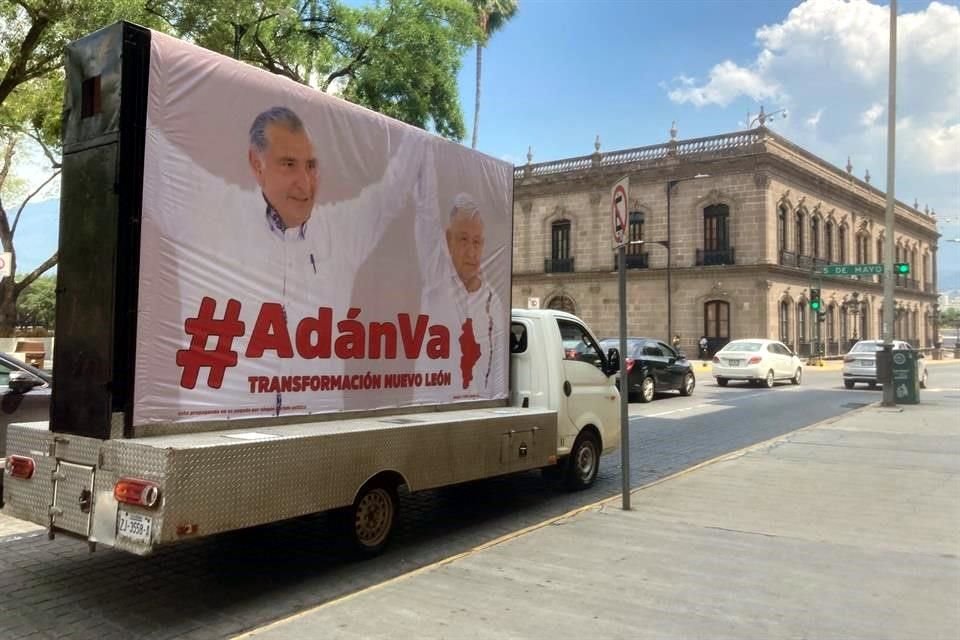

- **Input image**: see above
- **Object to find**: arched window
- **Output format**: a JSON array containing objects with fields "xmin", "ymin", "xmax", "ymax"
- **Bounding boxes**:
[
  {"xmin": 778, "ymin": 205, "xmax": 788, "ymax": 253},
  {"xmin": 548, "ymin": 220, "xmax": 573, "ymax": 272},
  {"xmin": 795, "ymin": 211, "xmax": 805, "ymax": 256},
  {"xmin": 811, "ymin": 216, "xmax": 820, "ymax": 258},
  {"xmin": 779, "ymin": 300, "xmax": 791, "ymax": 344},
  {"xmin": 923, "ymin": 251, "xmax": 931, "ymax": 290},
  {"xmin": 704, "ymin": 300, "xmax": 730, "ymax": 347},
  {"xmin": 797, "ymin": 301, "xmax": 807, "ymax": 346},
  {"xmin": 856, "ymin": 233, "xmax": 869, "ymax": 264},
  {"xmin": 825, "ymin": 222, "xmax": 834, "ymax": 262},
  {"xmin": 547, "ymin": 295, "xmax": 576, "ymax": 314},
  {"xmin": 838, "ymin": 225, "xmax": 848, "ymax": 263},
  {"xmin": 878, "ymin": 308, "xmax": 884, "ymax": 340},
  {"xmin": 876, "ymin": 237, "xmax": 884, "ymax": 264},
  {"xmin": 827, "ymin": 304, "xmax": 836, "ymax": 345},
  {"xmin": 628, "ymin": 211, "xmax": 644, "ymax": 248},
  {"xmin": 860, "ymin": 301, "xmax": 870, "ymax": 339},
  {"xmin": 701, "ymin": 204, "xmax": 733, "ymax": 265}
]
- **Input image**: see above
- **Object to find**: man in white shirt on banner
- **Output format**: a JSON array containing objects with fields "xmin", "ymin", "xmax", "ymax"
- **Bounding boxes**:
[{"xmin": 416, "ymin": 179, "xmax": 505, "ymax": 399}]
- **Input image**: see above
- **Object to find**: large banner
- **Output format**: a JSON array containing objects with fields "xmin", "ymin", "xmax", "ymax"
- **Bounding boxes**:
[{"xmin": 134, "ymin": 32, "xmax": 512, "ymax": 425}]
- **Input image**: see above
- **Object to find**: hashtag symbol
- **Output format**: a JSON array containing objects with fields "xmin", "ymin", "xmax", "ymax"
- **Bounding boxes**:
[{"xmin": 176, "ymin": 297, "xmax": 245, "ymax": 389}]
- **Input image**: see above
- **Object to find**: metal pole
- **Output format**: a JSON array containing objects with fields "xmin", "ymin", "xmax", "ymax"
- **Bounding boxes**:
[
  {"xmin": 618, "ymin": 244, "xmax": 630, "ymax": 510},
  {"xmin": 666, "ymin": 182, "xmax": 673, "ymax": 342},
  {"xmin": 882, "ymin": 0, "xmax": 897, "ymax": 407}
]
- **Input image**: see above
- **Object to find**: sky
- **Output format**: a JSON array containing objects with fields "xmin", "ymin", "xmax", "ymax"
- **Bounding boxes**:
[{"xmin": 12, "ymin": 0, "xmax": 960, "ymax": 284}]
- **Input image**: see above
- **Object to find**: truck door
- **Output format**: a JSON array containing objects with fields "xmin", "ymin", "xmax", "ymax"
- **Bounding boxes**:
[{"xmin": 556, "ymin": 319, "xmax": 617, "ymax": 444}]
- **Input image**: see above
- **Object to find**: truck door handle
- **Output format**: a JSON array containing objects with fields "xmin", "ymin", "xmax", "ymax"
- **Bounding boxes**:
[{"xmin": 563, "ymin": 381, "xmax": 572, "ymax": 397}]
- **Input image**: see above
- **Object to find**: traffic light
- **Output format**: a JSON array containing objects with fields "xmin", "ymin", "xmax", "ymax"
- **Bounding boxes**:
[
  {"xmin": 894, "ymin": 263, "xmax": 910, "ymax": 275},
  {"xmin": 809, "ymin": 288, "xmax": 821, "ymax": 311}
]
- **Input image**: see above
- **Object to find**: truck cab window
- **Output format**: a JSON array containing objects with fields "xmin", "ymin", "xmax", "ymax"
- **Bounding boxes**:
[{"xmin": 557, "ymin": 319, "xmax": 604, "ymax": 370}]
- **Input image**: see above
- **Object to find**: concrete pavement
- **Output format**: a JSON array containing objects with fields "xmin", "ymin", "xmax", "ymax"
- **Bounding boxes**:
[{"xmin": 238, "ymin": 391, "xmax": 960, "ymax": 640}]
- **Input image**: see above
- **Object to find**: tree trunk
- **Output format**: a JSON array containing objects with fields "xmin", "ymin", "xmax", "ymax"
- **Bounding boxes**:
[
  {"xmin": 0, "ymin": 275, "xmax": 17, "ymax": 334},
  {"xmin": 471, "ymin": 43, "xmax": 483, "ymax": 149}
]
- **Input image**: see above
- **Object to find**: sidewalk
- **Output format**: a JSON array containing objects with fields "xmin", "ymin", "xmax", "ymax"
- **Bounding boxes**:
[{"xmin": 240, "ymin": 393, "xmax": 960, "ymax": 640}]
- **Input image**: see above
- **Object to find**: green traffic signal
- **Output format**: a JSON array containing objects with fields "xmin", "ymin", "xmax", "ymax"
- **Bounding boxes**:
[
  {"xmin": 809, "ymin": 287, "xmax": 821, "ymax": 311},
  {"xmin": 810, "ymin": 299, "xmax": 821, "ymax": 311},
  {"xmin": 894, "ymin": 263, "xmax": 910, "ymax": 274}
]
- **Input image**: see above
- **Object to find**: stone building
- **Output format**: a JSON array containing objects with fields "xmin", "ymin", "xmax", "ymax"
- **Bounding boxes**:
[{"xmin": 511, "ymin": 126, "xmax": 940, "ymax": 357}]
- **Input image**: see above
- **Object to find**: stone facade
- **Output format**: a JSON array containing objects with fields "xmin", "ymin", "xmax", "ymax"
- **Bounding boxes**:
[{"xmin": 512, "ymin": 128, "xmax": 940, "ymax": 357}]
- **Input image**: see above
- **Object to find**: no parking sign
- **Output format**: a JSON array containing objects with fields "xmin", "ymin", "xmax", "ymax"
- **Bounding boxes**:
[
  {"xmin": 0, "ymin": 252, "xmax": 10, "ymax": 278},
  {"xmin": 611, "ymin": 176, "xmax": 629, "ymax": 249}
]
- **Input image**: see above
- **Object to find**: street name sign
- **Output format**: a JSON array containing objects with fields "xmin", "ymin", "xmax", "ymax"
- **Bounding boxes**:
[{"xmin": 822, "ymin": 263, "xmax": 884, "ymax": 276}]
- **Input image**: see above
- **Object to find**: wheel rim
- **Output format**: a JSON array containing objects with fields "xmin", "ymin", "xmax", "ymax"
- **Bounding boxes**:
[
  {"xmin": 355, "ymin": 488, "xmax": 394, "ymax": 548},
  {"xmin": 575, "ymin": 440, "xmax": 597, "ymax": 481},
  {"xmin": 684, "ymin": 374, "xmax": 694, "ymax": 393},
  {"xmin": 794, "ymin": 369, "xmax": 801, "ymax": 384},
  {"xmin": 642, "ymin": 378, "xmax": 654, "ymax": 401},
  {"xmin": 766, "ymin": 370, "xmax": 774, "ymax": 387}
]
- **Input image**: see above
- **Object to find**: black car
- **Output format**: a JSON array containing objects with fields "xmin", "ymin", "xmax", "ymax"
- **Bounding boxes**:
[
  {"xmin": 1, "ymin": 351, "xmax": 51, "ymax": 459},
  {"xmin": 599, "ymin": 337, "xmax": 695, "ymax": 403}
]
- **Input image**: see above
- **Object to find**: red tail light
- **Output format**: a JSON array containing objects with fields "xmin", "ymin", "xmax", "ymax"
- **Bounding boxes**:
[
  {"xmin": 4, "ymin": 455, "xmax": 35, "ymax": 480},
  {"xmin": 748, "ymin": 356, "xmax": 762, "ymax": 365},
  {"xmin": 114, "ymin": 478, "xmax": 161, "ymax": 508},
  {"xmin": 625, "ymin": 357, "xmax": 634, "ymax": 373},
  {"xmin": 712, "ymin": 356, "xmax": 720, "ymax": 363}
]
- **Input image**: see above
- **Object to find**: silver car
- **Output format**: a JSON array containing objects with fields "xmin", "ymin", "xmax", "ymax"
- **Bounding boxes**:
[{"xmin": 842, "ymin": 340, "xmax": 928, "ymax": 389}]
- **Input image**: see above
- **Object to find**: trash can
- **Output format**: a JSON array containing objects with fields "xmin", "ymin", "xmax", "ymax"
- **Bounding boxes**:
[{"xmin": 890, "ymin": 350, "xmax": 920, "ymax": 405}]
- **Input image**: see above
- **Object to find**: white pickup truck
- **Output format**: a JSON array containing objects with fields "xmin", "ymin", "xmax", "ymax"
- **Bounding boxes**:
[
  {"xmin": 2, "ymin": 23, "xmax": 622, "ymax": 558},
  {"xmin": 3, "ymin": 308, "xmax": 621, "ymax": 555}
]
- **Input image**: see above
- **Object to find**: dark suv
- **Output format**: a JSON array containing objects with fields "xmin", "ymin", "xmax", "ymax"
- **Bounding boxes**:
[
  {"xmin": 1, "ymin": 352, "xmax": 51, "ymax": 459},
  {"xmin": 599, "ymin": 337, "xmax": 695, "ymax": 402}
]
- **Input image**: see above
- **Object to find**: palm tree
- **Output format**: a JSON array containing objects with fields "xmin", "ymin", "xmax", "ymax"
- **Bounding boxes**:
[{"xmin": 471, "ymin": 0, "xmax": 518, "ymax": 149}]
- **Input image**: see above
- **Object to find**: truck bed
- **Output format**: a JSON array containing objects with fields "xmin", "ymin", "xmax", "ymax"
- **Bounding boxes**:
[{"xmin": 2, "ymin": 406, "xmax": 557, "ymax": 555}]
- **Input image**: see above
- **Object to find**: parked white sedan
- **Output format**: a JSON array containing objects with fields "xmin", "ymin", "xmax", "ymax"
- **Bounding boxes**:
[{"xmin": 712, "ymin": 339, "xmax": 803, "ymax": 388}]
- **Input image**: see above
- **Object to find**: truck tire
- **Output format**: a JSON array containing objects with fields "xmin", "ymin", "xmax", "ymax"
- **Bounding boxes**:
[
  {"xmin": 564, "ymin": 430, "xmax": 600, "ymax": 491},
  {"xmin": 345, "ymin": 479, "xmax": 398, "ymax": 557}
]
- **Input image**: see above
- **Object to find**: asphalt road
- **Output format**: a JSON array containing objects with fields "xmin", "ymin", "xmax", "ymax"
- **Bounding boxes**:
[{"xmin": 1, "ymin": 364, "xmax": 957, "ymax": 640}]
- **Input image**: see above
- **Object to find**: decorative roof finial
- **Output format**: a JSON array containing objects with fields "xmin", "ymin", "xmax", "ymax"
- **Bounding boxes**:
[
  {"xmin": 670, "ymin": 120, "xmax": 678, "ymax": 141},
  {"xmin": 526, "ymin": 145, "xmax": 533, "ymax": 165},
  {"xmin": 846, "ymin": 156, "xmax": 853, "ymax": 174},
  {"xmin": 594, "ymin": 134, "xmax": 601, "ymax": 153},
  {"xmin": 913, "ymin": 198, "xmax": 919, "ymax": 209},
  {"xmin": 924, "ymin": 204, "xmax": 930, "ymax": 215},
  {"xmin": 864, "ymin": 169, "xmax": 871, "ymax": 184}
]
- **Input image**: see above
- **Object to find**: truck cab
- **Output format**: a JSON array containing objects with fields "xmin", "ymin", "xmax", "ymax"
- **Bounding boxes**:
[{"xmin": 510, "ymin": 309, "xmax": 621, "ymax": 487}]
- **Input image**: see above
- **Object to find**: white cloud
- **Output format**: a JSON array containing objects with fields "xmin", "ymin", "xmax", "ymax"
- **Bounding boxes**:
[
  {"xmin": 665, "ymin": 0, "xmax": 960, "ymax": 195},
  {"xmin": 861, "ymin": 103, "xmax": 884, "ymax": 127},
  {"xmin": 667, "ymin": 61, "xmax": 781, "ymax": 107}
]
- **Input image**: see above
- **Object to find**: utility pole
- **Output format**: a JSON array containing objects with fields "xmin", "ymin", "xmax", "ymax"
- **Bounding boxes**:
[{"xmin": 882, "ymin": 0, "xmax": 898, "ymax": 407}]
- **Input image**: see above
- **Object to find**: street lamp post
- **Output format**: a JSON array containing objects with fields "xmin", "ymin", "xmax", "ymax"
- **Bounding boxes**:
[{"xmin": 665, "ymin": 174, "xmax": 709, "ymax": 342}]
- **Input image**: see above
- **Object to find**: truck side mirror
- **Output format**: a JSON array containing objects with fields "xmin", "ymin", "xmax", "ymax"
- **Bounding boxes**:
[
  {"xmin": 605, "ymin": 348, "xmax": 620, "ymax": 376},
  {"xmin": 8, "ymin": 370, "xmax": 44, "ymax": 395}
]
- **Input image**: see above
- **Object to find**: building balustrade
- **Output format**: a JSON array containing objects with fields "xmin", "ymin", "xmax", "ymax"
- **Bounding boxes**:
[
  {"xmin": 615, "ymin": 252, "xmax": 649, "ymax": 269},
  {"xmin": 696, "ymin": 247, "xmax": 735, "ymax": 266},
  {"xmin": 779, "ymin": 250, "xmax": 797, "ymax": 267},
  {"xmin": 544, "ymin": 257, "xmax": 575, "ymax": 273}
]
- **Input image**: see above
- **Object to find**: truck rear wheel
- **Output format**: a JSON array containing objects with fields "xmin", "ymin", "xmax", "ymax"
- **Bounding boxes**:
[
  {"xmin": 564, "ymin": 430, "xmax": 600, "ymax": 491},
  {"xmin": 345, "ymin": 480, "xmax": 398, "ymax": 556}
]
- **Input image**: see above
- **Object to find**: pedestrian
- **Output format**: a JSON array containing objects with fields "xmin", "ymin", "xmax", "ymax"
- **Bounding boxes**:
[
  {"xmin": 672, "ymin": 334, "xmax": 681, "ymax": 351},
  {"xmin": 699, "ymin": 335, "xmax": 709, "ymax": 360}
]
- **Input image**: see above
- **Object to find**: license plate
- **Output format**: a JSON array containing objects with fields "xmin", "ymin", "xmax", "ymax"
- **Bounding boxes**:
[
  {"xmin": 727, "ymin": 359, "xmax": 742, "ymax": 366},
  {"xmin": 117, "ymin": 510, "xmax": 153, "ymax": 544}
]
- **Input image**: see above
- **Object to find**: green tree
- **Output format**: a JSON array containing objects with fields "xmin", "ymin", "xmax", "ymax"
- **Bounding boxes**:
[
  {"xmin": 470, "ymin": 0, "xmax": 517, "ymax": 149},
  {"xmin": 146, "ymin": 0, "xmax": 478, "ymax": 138},
  {"xmin": 0, "ymin": 0, "xmax": 160, "ymax": 333},
  {"xmin": 16, "ymin": 272, "xmax": 55, "ymax": 329}
]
